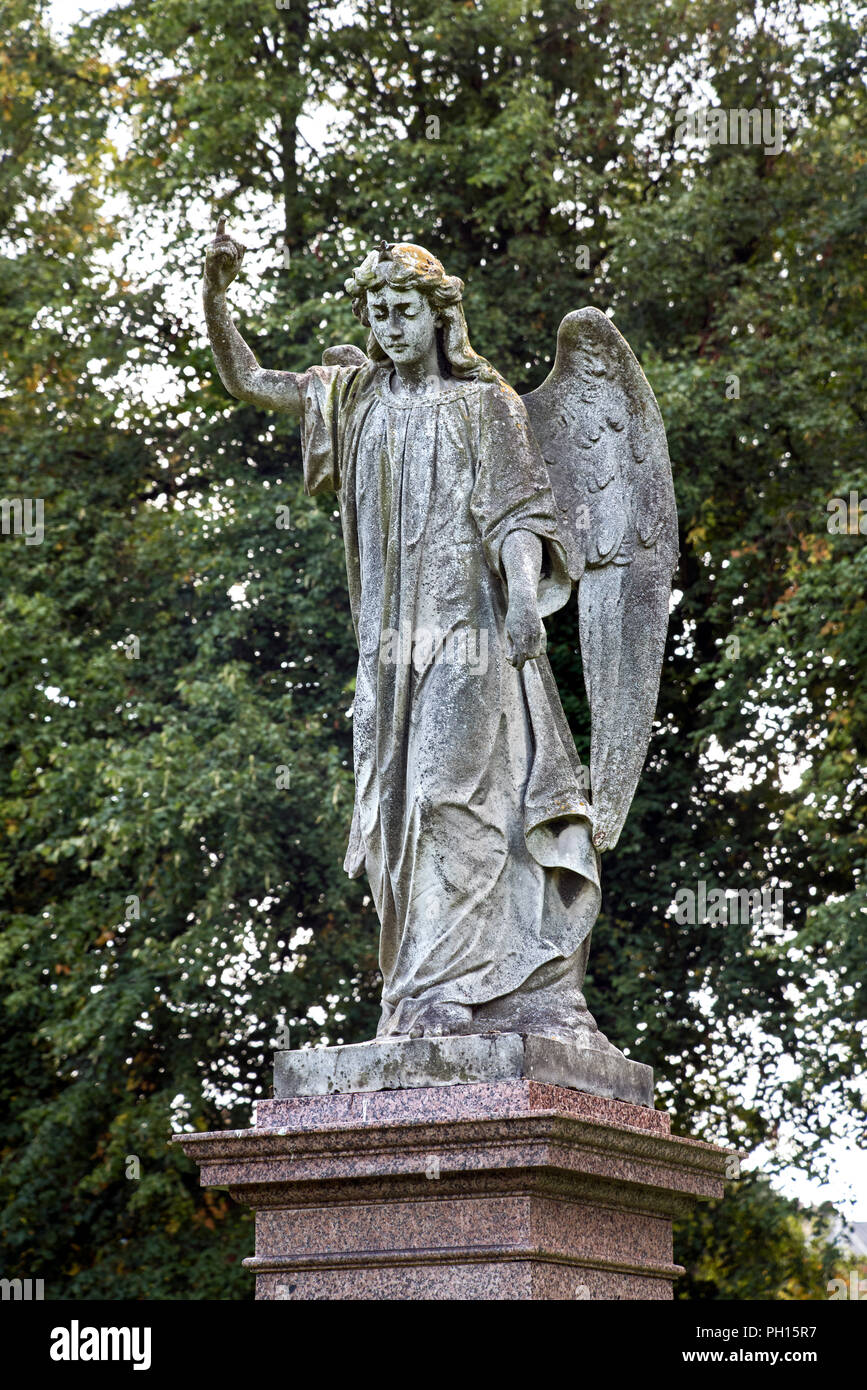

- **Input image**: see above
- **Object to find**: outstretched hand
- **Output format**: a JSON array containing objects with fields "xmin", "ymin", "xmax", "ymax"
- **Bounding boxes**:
[{"xmin": 204, "ymin": 216, "xmax": 247, "ymax": 293}]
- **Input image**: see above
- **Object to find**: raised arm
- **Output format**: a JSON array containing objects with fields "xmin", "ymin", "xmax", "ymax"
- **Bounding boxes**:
[{"xmin": 203, "ymin": 218, "xmax": 303, "ymax": 418}]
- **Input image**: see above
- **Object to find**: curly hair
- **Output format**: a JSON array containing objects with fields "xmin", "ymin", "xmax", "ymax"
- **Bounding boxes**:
[{"xmin": 344, "ymin": 242, "xmax": 496, "ymax": 381}]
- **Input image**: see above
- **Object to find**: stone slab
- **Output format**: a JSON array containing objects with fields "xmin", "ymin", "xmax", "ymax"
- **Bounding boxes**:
[{"xmin": 273, "ymin": 1031, "xmax": 654, "ymax": 1107}]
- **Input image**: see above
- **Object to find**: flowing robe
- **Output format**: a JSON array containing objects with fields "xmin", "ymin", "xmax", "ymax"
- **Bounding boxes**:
[{"xmin": 298, "ymin": 359, "xmax": 600, "ymax": 1035}]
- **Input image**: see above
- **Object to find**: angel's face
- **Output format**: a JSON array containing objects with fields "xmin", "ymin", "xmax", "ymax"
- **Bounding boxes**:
[{"xmin": 366, "ymin": 286, "xmax": 438, "ymax": 367}]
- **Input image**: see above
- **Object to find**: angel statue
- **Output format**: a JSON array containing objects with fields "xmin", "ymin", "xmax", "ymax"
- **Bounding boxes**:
[{"xmin": 203, "ymin": 223, "xmax": 677, "ymax": 1049}]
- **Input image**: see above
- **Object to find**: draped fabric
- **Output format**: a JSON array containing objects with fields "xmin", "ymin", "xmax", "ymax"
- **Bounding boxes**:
[{"xmin": 298, "ymin": 360, "xmax": 600, "ymax": 1036}]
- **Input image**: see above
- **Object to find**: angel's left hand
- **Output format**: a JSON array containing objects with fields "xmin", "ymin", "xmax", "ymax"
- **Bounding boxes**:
[{"xmin": 505, "ymin": 596, "xmax": 546, "ymax": 668}]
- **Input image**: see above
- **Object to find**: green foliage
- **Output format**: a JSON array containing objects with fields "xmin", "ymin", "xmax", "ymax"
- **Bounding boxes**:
[
  {"xmin": 1, "ymin": 0, "xmax": 862, "ymax": 1298},
  {"xmin": 676, "ymin": 1176, "xmax": 843, "ymax": 1301}
]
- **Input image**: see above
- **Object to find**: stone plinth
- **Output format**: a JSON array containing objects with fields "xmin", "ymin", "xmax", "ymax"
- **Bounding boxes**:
[
  {"xmin": 174, "ymin": 1080, "xmax": 729, "ymax": 1301},
  {"xmin": 274, "ymin": 1032, "xmax": 654, "ymax": 1107}
]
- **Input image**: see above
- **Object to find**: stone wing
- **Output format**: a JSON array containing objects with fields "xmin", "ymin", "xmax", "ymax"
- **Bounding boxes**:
[
  {"xmin": 322, "ymin": 344, "xmax": 368, "ymax": 367},
  {"xmin": 522, "ymin": 308, "xmax": 678, "ymax": 851}
]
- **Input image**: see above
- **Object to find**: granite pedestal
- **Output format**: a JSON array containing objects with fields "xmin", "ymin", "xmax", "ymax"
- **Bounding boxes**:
[{"xmin": 174, "ymin": 1037, "xmax": 729, "ymax": 1300}]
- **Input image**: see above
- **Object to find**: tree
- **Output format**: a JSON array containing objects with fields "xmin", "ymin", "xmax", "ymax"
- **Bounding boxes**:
[{"xmin": 1, "ymin": 0, "xmax": 863, "ymax": 1297}]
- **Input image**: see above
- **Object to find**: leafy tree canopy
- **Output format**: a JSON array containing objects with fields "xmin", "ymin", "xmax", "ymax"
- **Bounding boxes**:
[{"xmin": 1, "ymin": 0, "xmax": 863, "ymax": 1298}]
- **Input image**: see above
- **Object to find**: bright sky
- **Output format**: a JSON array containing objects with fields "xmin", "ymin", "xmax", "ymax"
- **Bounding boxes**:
[{"xmin": 49, "ymin": 0, "xmax": 112, "ymax": 30}]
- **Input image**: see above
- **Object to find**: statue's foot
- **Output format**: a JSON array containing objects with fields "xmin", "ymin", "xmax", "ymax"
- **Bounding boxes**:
[
  {"xmin": 473, "ymin": 1006, "xmax": 616, "ymax": 1052},
  {"xmin": 407, "ymin": 1001, "xmax": 474, "ymax": 1038},
  {"xmin": 532, "ymin": 996, "xmax": 614, "ymax": 1050},
  {"xmin": 532, "ymin": 1014, "xmax": 616, "ymax": 1052},
  {"xmin": 472, "ymin": 962, "xmax": 624, "ymax": 1055}
]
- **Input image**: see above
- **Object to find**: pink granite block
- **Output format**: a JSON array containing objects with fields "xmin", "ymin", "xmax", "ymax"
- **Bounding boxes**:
[{"xmin": 173, "ymin": 1079, "xmax": 730, "ymax": 1301}]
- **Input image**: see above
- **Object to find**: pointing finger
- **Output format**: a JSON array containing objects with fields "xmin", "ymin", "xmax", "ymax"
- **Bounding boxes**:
[{"xmin": 216, "ymin": 215, "xmax": 226, "ymax": 237}]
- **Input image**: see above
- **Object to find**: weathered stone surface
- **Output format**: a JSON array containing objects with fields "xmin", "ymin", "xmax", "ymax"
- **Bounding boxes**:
[
  {"xmin": 523, "ymin": 1033, "xmax": 653, "ymax": 1106},
  {"xmin": 174, "ymin": 1080, "xmax": 729, "ymax": 1301},
  {"xmin": 273, "ymin": 1032, "xmax": 653, "ymax": 1107},
  {"xmin": 203, "ymin": 230, "xmax": 677, "ymax": 1048}
]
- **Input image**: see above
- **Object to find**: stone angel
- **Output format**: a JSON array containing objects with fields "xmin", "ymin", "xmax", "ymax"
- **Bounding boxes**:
[{"xmin": 203, "ymin": 224, "xmax": 677, "ymax": 1049}]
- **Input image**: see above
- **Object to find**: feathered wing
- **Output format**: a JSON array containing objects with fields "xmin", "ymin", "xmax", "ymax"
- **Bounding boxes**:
[{"xmin": 522, "ymin": 308, "xmax": 678, "ymax": 851}]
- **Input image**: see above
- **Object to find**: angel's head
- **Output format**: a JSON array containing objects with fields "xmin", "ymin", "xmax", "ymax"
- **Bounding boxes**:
[{"xmin": 344, "ymin": 241, "xmax": 493, "ymax": 380}]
